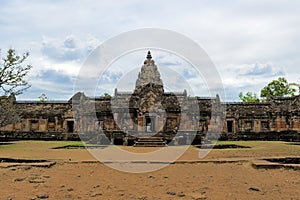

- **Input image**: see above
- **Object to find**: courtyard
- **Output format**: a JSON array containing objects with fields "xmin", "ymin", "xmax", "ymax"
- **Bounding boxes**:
[{"xmin": 0, "ymin": 141, "xmax": 299, "ymax": 199}]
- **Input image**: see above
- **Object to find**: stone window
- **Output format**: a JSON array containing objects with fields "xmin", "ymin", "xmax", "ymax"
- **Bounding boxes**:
[
  {"xmin": 48, "ymin": 117, "xmax": 55, "ymax": 129},
  {"xmin": 30, "ymin": 120, "xmax": 39, "ymax": 130},
  {"xmin": 261, "ymin": 121, "xmax": 269, "ymax": 130},
  {"xmin": 244, "ymin": 121, "xmax": 253, "ymax": 131},
  {"xmin": 123, "ymin": 118, "xmax": 134, "ymax": 130},
  {"xmin": 14, "ymin": 123, "xmax": 22, "ymax": 130},
  {"xmin": 166, "ymin": 118, "xmax": 177, "ymax": 131}
]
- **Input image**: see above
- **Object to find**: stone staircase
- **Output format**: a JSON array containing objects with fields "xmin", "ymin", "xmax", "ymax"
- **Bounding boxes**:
[{"xmin": 134, "ymin": 137, "xmax": 167, "ymax": 147}]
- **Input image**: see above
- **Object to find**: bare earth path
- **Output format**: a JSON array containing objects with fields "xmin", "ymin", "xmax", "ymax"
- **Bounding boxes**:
[{"xmin": 0, "ymin": 141, "xmax": 300, "ymax": 200}]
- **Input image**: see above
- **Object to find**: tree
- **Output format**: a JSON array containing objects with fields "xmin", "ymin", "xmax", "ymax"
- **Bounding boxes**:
[
  {"xmin": 0, "ymin": 49, "xmax": 32, "ymax": 95},
  {"xmin": 239, "ymin": 92, "xmax": 260, "ymax": 103},
  {"xmin": 289, "ymin": 82, "xmax": 300, "ymax": 95},
  {"xmin": 38, "ymin": 93, "xmax": 48, "ymax": 102},
  {"xmin": 103, "ymin": 93, "xmax": 111, "ymax": 98},
  {"xmin": 0, "ymin": 48, "xmax": 32, "ymax": 128},
  {"xmin": 260, "ymin": 77, "xmax": 296, "ymax": 98}
]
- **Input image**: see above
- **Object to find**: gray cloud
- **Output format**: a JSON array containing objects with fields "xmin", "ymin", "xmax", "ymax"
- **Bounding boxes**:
[
  {"xmin": 19, "ymin": 69, "xmax": 75, "ymax": 100},
  {"xmin": 240, "ymin": 63, "xmax": 285, "ymax": 77},
  {"xmin": 41, "ymin": 35, "xmax": 98, "ymax": 63}
]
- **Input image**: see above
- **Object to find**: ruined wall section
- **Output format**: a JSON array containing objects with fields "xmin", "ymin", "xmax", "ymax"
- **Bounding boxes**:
[
  {"xmin": 195, "ymin": 96, "xmax": 225, "ymax": 137},
  {"xmin": 225, "ymin": 103, "xmax": 270, "ymax": 134},
  {"xmin": 71, "ymin": 92, "xmax": 114, "ymax": 133},
  {"xmin": 224, "ymin": 95, "xmax": 300, "ymax": 139},
  {"xmin": 0, "ymin": 101, "xmax": 73, "ymax": 139}
]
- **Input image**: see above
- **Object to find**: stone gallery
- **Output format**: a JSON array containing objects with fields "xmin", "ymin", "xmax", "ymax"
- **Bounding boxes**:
[{"xmin": 1, "ymin": 51, "xmax": 300, "ymax": 144}]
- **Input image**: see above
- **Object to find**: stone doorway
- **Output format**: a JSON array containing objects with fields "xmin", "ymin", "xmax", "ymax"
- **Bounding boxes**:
[
  {"xmin": 146, "ymin": 116, "xmax": 155, "ymax": 133},
  {"xmin": 227, "ymin": 121, "xmax": 233, "ymax": 133},
  {"xmin": 67, "ymin": 121, "xmax": 74, "ymax": 133}
]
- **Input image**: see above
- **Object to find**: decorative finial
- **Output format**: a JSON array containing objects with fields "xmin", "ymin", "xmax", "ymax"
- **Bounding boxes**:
[{"xmin": 146, "ymin": 51, "xmax": 152, "ymax": 60}]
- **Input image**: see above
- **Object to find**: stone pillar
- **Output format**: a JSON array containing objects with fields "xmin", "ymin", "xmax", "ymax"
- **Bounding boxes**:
[
  {"xmin": 24, "ymin": 119, "xmax": 30, "ymax": 131},
  {"xmin": 137, "ymin": 116, "xmax": 144, "ymax": 132},
  {"xmin": 110, "ymin": 137, "xmax": 114, "ymax": 145},
  {"xmin": 186, "ymin": 134, "xmax": 192, "ymax": 144},
  {"xmin": 254, "ymin": 120, "xmax": 260, "ymax": 132},
  {"xmin": 123, "ymin": 136, "xmax": 128, "ymax": 146}
]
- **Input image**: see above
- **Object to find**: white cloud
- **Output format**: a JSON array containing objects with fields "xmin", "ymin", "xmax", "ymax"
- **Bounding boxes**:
[
  {"xmin": 217, "ymin": 62, "xmax": 289, "ymax": 101},
  {"xmin": 1, "ymin": 0, "xmax": 300, "ymax": 100}
]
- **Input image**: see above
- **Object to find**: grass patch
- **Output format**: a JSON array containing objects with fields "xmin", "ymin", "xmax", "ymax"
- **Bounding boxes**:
[
  {"xmin": 215, "ymin": 141, "xmax": 257, "ymax": 149},
  {"xmin": 0, "ymin": 142, "xmax": 17, "ymax": 149},
  {"xmin": 217, "ymin": 140, "xmax": 278, "ymax": 148},
  {"xmin": 216, "ymin": 140, "xmax": 300, "ymax": 152},
  {"xmin": 0, "ymin": 140, "xmax": 87, "ymax": 150},
  {"xmin": 0, "ymin": 158, "xmax": 48, "ymax": 163}
]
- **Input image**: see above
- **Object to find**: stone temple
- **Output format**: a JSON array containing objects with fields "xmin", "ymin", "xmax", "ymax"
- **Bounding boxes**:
[{"xmin": 1, "ymin": 51, "xmax": 300, "ymax": 144}]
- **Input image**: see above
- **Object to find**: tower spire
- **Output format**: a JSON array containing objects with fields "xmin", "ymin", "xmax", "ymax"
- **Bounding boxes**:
[
  {"xmin": 135, "ymin": 51, "xmax": 163, "ymax": 92},
  {"xmin": 146, "ymin": 50, "xmax": 152, "ymax": 60}
]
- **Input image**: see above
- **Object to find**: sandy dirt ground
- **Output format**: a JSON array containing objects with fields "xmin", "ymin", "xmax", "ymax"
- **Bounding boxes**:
[{"xmin": 0, "ymin": 141, "xmax": 300, "ymax": 200}]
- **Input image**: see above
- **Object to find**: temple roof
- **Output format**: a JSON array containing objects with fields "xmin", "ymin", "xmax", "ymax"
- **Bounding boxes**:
[{"xmin": 135, "ymin": 51, "xmax": 164, "ymax": 92}]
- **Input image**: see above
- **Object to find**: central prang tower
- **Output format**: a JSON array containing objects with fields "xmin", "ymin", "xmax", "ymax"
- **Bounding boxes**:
[
  {"xmin": 134, "ymin": 51, "xmax": 164, "ymax": 95},
  {"xmin": 129, "ymin": 51, "xmax": 166, "ymax": 133}
]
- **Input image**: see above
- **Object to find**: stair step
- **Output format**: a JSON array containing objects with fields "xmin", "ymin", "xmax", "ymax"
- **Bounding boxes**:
[
  {"xmin": 133, "ymin": 137, "xmax": 167, "ymax": 147},
  {"xmin": 134, "ymin": 142, "xmax": 164, "ymax": 145},
  {"xmin": 137, "ymin": 139, "xmax": 164, "ymax": 142},
  {"xmin": 137, "ymin": 137, "xmax": 163, "ymax": 139},
  {"xmin": 134, "ymin": 144, "xmax": 166, "ymax": 147},
  {"xmin": 134, "ymin": 143, "xmax": 166, "ymax": 147}
]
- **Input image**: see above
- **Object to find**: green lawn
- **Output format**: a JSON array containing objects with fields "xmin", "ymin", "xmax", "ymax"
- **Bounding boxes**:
[{"xmin": 0, "ymin": 140, "xmax": 86, "ymax": 150}]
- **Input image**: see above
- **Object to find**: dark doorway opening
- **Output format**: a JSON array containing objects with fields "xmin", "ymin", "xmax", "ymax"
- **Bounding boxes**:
[
  {"xmin": 67, "ymin": 121, "xmax": 74, "ymax": 133},
  {"xmin": 227, "ymin": 121, "xmax": 233, "ymax": 133},
  {"xmin": 146, "ymin": 117, "xmax": 155, "ymax": 133}
]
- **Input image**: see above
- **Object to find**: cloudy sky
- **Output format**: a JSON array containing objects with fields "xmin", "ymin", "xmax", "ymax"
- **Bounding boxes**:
[{"xmin": 1, "ymin": 0, "xmax": 299, "ymax": 101}]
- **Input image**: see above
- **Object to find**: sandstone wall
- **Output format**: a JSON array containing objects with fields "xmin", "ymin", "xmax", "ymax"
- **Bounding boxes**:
[{"xmin": 1, "ymin": 94, "xmax": 299, "ymax": 141}]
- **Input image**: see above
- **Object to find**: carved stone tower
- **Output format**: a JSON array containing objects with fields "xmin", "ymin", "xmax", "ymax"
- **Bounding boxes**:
[
  {"xmin": 130, "ymin": 51, "xmax": 166, "ymax": 133},
  {"xmin": 134, "ymin": 51, "xmax": 164, "ymax": 94}
]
